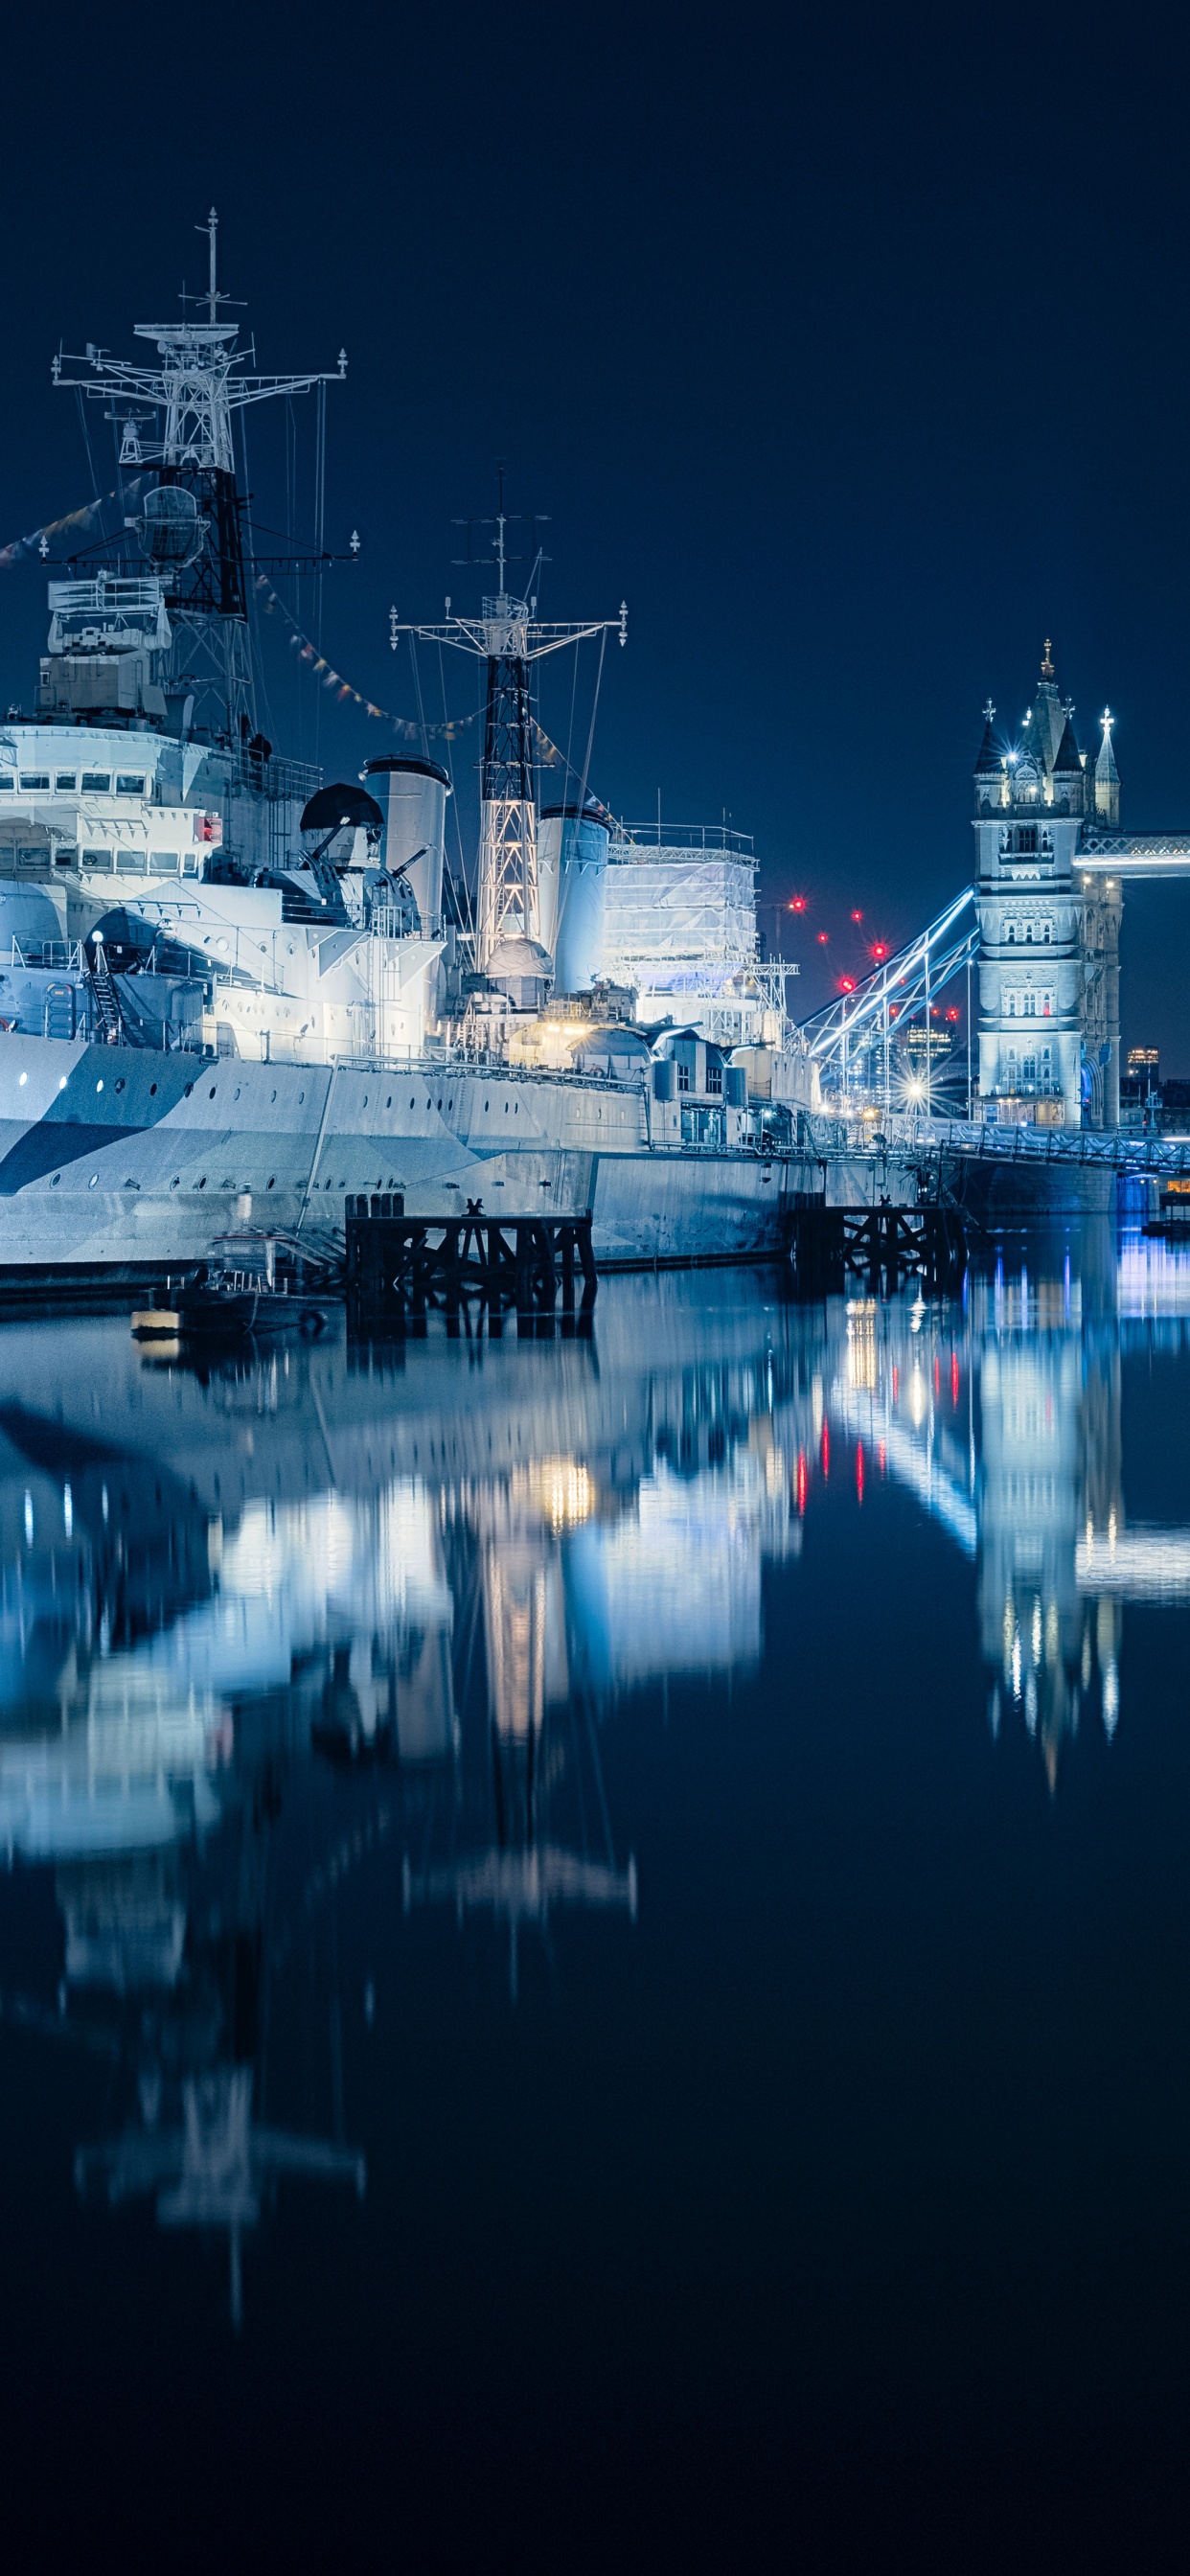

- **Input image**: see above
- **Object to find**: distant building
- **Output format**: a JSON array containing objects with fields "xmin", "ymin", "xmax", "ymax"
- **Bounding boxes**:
[{"xmin": 1125, "ymin": 1046, "xmax": 1159, "ymax": 1086}]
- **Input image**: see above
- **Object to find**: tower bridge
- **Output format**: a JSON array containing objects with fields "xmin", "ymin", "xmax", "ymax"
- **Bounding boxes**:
[{"xmin": 803, "ymin": 644, "xmax": 1190, "ymax": 1132}]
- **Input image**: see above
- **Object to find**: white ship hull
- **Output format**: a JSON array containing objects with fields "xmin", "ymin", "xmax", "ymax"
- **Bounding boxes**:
[{"xmin": 0, "ymin": 1035, "xmax": 793, "ymax": 1274}]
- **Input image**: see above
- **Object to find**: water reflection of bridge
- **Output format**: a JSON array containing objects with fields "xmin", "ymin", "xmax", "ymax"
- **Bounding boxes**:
[{"xmin": 1, "ymin": 1239, "xmax": 1188, "ymax": 2313}]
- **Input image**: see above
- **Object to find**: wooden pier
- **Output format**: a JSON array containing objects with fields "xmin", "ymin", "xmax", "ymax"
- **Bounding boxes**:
[
  {"xmin": 345, "ymin": 1193, "xmax": 597, "ymax": 1330},
  {"xmin": 788, "ymin": 1200, "xmax": 966, "ymax": 1295}
]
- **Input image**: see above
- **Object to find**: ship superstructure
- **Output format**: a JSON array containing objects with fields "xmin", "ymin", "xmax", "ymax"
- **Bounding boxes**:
[{"xmin": 0, "ymin": 223, "xmax": 815, "ymax": 1277}]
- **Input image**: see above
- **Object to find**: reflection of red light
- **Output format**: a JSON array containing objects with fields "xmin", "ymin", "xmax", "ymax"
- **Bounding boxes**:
[
  {"xmin": 856, "ymin": 1439, "xmax": 864, "ymax": 1504},
  {"xmin": 839, "ymin": 976, "xmax": 856, "ymax": 993},
  {"xmin": 878, "ymin": 1439, "xmax": 886, "ymax": 1474},
  {"xmin": 892, "ymin": 1365, "xmax": 899, "ymax": 1402},
  {"xmin": 934, "ymin": 1355, "xmax": 941, "ymax": 1398},
  {"xmin": 951, "ymin": 1351, "xmax": 960, "ymax": 1408},
  {"xmin": 821, "ymin": 1420, "xmax": 830, "ymax": 1478},
  {"xmin": 796, "ymin": 1450, "xmax": 807, "ymax": 1514},
  {"xmin": 817, "ymin": 932, "xmax": 829, "ymax": 945},
  {"xmin": 790, "ymin": 896, "xmax": 807, "ymax": 913}
]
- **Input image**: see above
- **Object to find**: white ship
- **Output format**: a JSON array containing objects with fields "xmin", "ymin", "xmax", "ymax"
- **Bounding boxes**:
[{"xmin": 0, "ymin": 219, "xmax": 815, "ymax": 1279}]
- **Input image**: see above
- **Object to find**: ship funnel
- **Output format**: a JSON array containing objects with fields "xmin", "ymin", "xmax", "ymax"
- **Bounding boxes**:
[{"xmin": 363, "ymin": 757, "xmax": 449, "ymax": 936}]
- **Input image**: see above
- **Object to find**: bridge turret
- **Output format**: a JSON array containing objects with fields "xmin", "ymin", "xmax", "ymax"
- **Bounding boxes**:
[
  {"xmin": 1095, "ymin": 708, "xmax": 1120, "ymax": 826},
  {"xmin": 973, "ymin": 701, "xmax": 1006, "ymax": 813},
  {"xmin": 1051, "ymin": 712, "xmax": 1086, "ymax": 816}
]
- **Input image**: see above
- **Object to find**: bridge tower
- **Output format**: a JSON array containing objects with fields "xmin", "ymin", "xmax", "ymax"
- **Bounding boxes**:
[{"xmin": 973, "ymin": 645, "xmax": 1121, "ymax": 1129}]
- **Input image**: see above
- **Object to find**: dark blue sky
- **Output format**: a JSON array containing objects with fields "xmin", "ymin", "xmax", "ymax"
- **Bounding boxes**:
[{"xmin": 2, "ymin": 1, "xmax": 1188, "ymax": 1055}]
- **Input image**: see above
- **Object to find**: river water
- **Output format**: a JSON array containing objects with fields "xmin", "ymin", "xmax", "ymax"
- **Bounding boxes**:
[{"xmin": 2, "ymin": 1231, "xmax": 1189, "ymax": 2568}]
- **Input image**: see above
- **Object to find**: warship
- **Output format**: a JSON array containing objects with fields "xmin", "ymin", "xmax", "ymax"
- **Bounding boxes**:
[{"xmin": 0, "ymin": 217, "xmax": 816, "ymax": 1283}]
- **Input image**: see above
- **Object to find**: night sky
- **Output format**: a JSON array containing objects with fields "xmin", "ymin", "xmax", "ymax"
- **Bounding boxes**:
[{"xmin": 2, "ymin": 2, "xmax": 1188, "ymax": 1059}]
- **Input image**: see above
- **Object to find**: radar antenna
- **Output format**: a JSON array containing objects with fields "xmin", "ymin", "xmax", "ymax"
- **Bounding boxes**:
[{"xmin": 52, "ymin": 214, "xmax": 347, "ymax": 739}]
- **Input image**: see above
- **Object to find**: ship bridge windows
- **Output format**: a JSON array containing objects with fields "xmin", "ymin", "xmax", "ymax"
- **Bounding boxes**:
[
  {"xmin": 19, "ymin": 774, "xmax": 49, "ymax": 794},
  {"xmin": 0, "ymin": 778, "xmax": 11, "ymax": 794},
  {"xmin": 115, "ymin": 774, "xmax": 146, "ymax": 797},
  {"xmin": 80, "ymin": 772, "xmax": 110, "ymax": 794},
  {"xmin": 55, "ymin": 773, "xmax": 77, "ymax": 793}
]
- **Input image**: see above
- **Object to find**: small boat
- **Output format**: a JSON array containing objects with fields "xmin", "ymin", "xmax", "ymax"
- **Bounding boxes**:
[
  {"xmin": 132, "ymin": 1232, "xmax": 334, "ymax": 1341},
  {"xmin": 132, "ymin": 1284, "xmax": 331, "ymax": 1342}
]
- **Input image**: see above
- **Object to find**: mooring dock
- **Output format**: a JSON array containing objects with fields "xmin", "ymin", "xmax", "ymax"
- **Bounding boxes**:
[{"xmin": 345, "ymin": 1193, "xmax": 598, "ymax": 1326}]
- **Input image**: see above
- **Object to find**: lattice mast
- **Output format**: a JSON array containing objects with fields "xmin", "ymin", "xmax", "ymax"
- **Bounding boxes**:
[
  {"xmin": 393, "ymin": 494, "xmax": 625, "ymax": 968},
  {"xmin": 52, "ymin": 210, "xmax": 346, "ymax": 738}
]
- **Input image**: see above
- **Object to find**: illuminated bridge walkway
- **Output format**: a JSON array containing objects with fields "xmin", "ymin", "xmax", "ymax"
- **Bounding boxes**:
[{"xmin": 797, "ymin": 848, "xmax": 1190, "ymax": 1144}]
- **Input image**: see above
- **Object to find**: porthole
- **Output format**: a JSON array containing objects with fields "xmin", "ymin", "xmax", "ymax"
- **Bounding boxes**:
[
  {"xmin": 447, "ymin": 1098, "xmax": 452, "ymax": 1111},
  {"xmin": 437, "ymin": 1097, "xmax": 442, "ymax": 1110},
  {"xmin": 363, "ymin": 1095, "xmax": 368, "ymax": 1108},
  {"xmin": 50, "ymin": 1173, "xmax": 59, "ymax": 1186},
  {"xmin": 234, "ymin": 1086, "xmax": 240, "ymax": 1101},
  {"xmin": 149, "ymin": 1083, "xmax": 157, "ymax": 1096},
  {"xmin": 504, "ymin": 1103, "xmax": 509, "ymax": 1114},
  {"xmin": 196, "ymin": 1176, "xmax": 207, "ymax": 1188},
  {"xmin": 96, "ymin": 1079, "xmax": 103, "ymax": 1093},
  {"xmin": 410, "ymin": 1096, "xmax": 415, "ymax": 1109},
  {"xmin": 184, "ymin": 1082, "xmax": 193, "ymax": 1097},
  {"xmin": 115, "ymin": 1078, "xmax": 126, "ymax": 1092},
  {"xmin": 386, "ymin": 1095, "xmax": 392, "ymax": 1109},
  {"xmin": 270, "ymin": 1089, "xmax": 277, "ymax": 1103},
  {"xmin": 208, "ymin": 1085, "xmax": 216, "ymax": 1099},
  {"xmin": 298, "ymin": 1090, "xmax": 305, "ymax": 1104},
  {"xmin": 171, "ymin": 1177, "xmax": 179, "ymax": 1188},
  {"xmin": 88, "ymin": 1174, "xmax": 98, "ymax": 1187},
  {"xmin": 266, "ymin": 1177, "xmax": 275, "ymax": 1188}
]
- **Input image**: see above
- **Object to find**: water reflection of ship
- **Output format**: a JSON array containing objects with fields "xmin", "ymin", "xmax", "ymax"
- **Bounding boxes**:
[
  {"xmin": 0, "ymin": 1280, "xmax": 808, "ymax": 2308},
  {"xmin": 70, "ymin": 1787, "xmax": 365, "ymax": 2331}
]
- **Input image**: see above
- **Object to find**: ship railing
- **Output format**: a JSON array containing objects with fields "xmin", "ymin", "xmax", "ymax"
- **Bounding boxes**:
[
  {"xmin": 229, "ymin": 746, "xmax": 323, "ymax": 805},
  {"xmin": 608, "ymin": 822, "xmax": 756, "ymax": 857},
  {"xmin": 6, "ymin": 937, "xmax": 86, "ymax": 972}
]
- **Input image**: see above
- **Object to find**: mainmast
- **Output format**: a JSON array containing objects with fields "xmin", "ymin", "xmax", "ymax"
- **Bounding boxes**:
[
  {"xmin": 393, "ymin": 488, "xmax": 625, "ymax": 970},
  {"xmin": 52, "ymin": 211, "xmax": 346, "ymax": 740}
]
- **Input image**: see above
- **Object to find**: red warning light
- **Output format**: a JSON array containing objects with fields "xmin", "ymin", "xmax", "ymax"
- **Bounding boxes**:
[
  {"xmin": 839, "ymin": 976, "xmax": 856, "ymax": 993},
  {"xmin": 946, "ymin": 1006, "xmax": 959, "ymax": 1023},
  {"xmin": 789, "ymin": 896, "xmax": 808, "ymax": 913},
  {"xmin": 817, "ymin": 932, "xmax": 830, "ymax": 945},
  {"xmin": 871, "ymin": 941, "xmax": 888, "ymax": 961},
  {"xmin": 851, "ymin": 909, "xmax": 863, "ymax": 924}
]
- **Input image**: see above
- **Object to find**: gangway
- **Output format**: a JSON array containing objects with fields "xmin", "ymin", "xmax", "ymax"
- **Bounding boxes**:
[{"xmin": 798, "ymin": 886, "xmax": 977, "ymax": 1111}]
